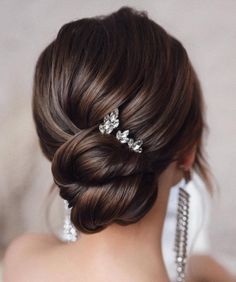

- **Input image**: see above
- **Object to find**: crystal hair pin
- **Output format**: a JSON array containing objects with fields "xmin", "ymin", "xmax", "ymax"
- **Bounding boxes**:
[{"xmin": 99, "ymin": 108, "xmax": 143, "ymax": 153}]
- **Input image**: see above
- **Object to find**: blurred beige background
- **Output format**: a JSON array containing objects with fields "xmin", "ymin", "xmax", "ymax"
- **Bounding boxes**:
[{"xmin": 0, "ymin": 0, "xmax": 235, "ymax": 278}]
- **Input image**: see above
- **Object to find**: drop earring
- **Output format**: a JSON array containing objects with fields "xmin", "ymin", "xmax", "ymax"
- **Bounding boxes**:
[
  {"xmin": 62, "ymin": 200, "xmax": 78, "ymax": 243},
  {"xmin": 174, "ymin": 168, "xmax": 191, "ymax": 282}
]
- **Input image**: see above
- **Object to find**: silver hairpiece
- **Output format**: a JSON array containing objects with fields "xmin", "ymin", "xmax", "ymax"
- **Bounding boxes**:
[
  {"xmin": 99, "ymin": 107, "xmax": 119, "ymax": 134},
  {"xmin": 99, "ymin": 108, "xmax": 143, "ymax": 153}
]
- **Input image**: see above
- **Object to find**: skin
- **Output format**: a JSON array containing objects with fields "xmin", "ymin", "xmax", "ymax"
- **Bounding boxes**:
[{"xmin": 3, "ymin": 148, "xmax": 236, "ymax": 282}]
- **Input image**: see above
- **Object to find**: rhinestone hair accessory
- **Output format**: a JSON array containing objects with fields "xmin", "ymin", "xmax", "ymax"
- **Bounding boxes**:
[{"xmin": 99, "ymin": 107, "xmax": 143, "ymax": 153}]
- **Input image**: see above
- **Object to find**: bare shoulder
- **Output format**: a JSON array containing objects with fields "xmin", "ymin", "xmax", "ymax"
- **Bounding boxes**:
[
  {"xmin": 3, "ymin": 233, "xmax": 165, "ymax": 282},
  {"xmin": 4, "ymin": 232, "xmax": 61, "ymax": 257},
  {"xmin": 3, "ymin": 232, "xmax": 61, "ymax": 282}
]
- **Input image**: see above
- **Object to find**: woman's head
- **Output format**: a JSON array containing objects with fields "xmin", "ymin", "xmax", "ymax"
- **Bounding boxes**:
[{"xmin": 32, "ymin": 6, "xmax": 211, "ymax": 233}]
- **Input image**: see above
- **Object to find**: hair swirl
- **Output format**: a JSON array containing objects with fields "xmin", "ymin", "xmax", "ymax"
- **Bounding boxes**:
[{"xmin": 32, "ymin": 6, "xmax": 212, "ymax": 233}]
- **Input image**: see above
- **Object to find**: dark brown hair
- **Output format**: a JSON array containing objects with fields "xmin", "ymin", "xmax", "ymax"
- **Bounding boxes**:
[{"xmin": 32, "ymin": 6, "xmax": 212, "ymax": 234}]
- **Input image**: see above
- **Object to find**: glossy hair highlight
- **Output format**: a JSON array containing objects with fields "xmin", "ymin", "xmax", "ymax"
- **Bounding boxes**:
[{"xmin": 32, "ymin": 6, "xmax": 212, "ymax": 233}]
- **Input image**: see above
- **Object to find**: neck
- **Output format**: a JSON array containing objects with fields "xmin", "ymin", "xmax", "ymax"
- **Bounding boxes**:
[{"xmin": 75, "ymin": 162, "xmax": 179, "ymax": 280}]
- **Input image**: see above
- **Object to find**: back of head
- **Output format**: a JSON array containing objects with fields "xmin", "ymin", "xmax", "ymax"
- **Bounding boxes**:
[{"xmin": 32, "ymin": 6, "xmax": 209, "ymax": 234}]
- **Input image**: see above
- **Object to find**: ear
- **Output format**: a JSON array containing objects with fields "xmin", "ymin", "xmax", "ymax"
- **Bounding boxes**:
[{"xmin": 179, "ymin": 144, "xmax": 197, "ymax": 170}]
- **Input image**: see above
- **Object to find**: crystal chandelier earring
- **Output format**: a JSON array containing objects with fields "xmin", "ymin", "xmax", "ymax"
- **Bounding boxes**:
[
  {"xmin": 62, "ymin": 200, "xmax": 78, "ymax": 243},
  {"xmin": 174, "ymin": 168, "xmax": 191, "ymax": 282}
]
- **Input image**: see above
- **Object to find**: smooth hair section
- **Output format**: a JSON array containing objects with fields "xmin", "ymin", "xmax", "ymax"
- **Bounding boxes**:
[{"xmin": 32, "ymin": 6, "xmax": 212, "ymax": 233}]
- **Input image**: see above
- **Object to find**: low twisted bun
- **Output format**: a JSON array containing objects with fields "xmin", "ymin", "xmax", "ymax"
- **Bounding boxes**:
[
  {"xmin": 52, "ymin": 128, "xmax": 157, "ymax": 233},
  {"xmin": 33, "ymin": 7, "xmax": 212, "ymax": 234}
]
